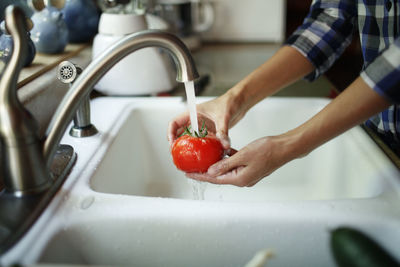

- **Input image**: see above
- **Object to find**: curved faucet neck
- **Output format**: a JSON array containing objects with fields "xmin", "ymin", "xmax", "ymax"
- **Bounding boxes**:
[
  {"xmin": 0, "ymin": 6, "xmax": 29, "ymax": 127},
  {"xmin": 43, "ymin": 30, "xmax": 199, "ymax": 166}
]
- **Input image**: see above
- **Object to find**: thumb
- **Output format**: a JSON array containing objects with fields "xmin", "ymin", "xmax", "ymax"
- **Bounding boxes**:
[{"xmin": 216, "ymin": 130, "xmax": 231, "ymax": 150}]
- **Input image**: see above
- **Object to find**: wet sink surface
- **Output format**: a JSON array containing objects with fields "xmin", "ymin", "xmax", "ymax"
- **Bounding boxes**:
[
  {"xmin": 2, "ymin": 97, "xmax": 400, "ymax": 267},
  {"xmin": 38, "ymin": 202, "xmax": 400, "ymax": 267}
]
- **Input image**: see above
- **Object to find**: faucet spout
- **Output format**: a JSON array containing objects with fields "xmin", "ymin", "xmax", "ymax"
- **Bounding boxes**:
[{"xmin": 43, "ymin": 30, "xmax": 199, "ymax": 166}]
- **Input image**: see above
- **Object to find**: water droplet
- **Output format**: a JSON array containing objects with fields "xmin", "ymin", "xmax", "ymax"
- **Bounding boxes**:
[{"xmin": 80, "ymin": 196, "xmax": 95, "ymax": 210}]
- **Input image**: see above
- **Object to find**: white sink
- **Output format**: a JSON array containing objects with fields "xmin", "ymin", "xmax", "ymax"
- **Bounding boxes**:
[
  {"xmin": 2, "ymin": 97, "xmax": 400, "ymax": 267},
  {"xmin": 90, "ymin": 97, "xmax": 389, "ymax": 201},
  {"xmin": 35, "ymin": 198, "xmax": 400, "ymax": 267}
]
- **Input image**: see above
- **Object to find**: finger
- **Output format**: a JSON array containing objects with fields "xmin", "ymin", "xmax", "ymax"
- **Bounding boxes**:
[
  {"xmin": 187, "ymin": 166, "xmax": 249, "ymax": 186},
  {"xmin": 186, "ymin": 168, "xmax": 244, "ymax": 185},
  {"xmin": 206, "ymin": 154, "xmax": 254, "ymax": 187},
  {"xmin": 207, "ymin": 155, "xmax": 239, "ymax": 177},
  {"xmin": 216, "ymin": 131, "xmax": 231, "ymax": 150},
  {"xmin": 186, "ymin": 172, "xmax": 218, "ymax": 183},
  {"xmin": 214, "ymin": 113, "xmax": 231, "ymax": 149},
  {"xmin": 167, "ymin": 113, "xmax": 190, "ymax": 144}
]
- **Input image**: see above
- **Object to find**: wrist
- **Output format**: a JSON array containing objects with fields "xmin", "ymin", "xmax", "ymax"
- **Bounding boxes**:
[
  {"xmin": 219, "ymin": 85, "xmax": 244, "ymax": 113},
  {"xmin": 223, "ymin": 82, "xmax": 255, "ymax": 115},
  {"xmin": 278, "ymin": 128, "xmax": 315, "ymax": 160}
]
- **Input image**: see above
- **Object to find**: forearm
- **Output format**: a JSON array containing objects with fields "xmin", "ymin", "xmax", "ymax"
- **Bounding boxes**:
[
  {"xmin": 226, "ymin": 45, "xmax": 315, "ymax": 113},
  {"xmin": 284, "ymin": 77, "xmax": 391, "ymax": 158}
]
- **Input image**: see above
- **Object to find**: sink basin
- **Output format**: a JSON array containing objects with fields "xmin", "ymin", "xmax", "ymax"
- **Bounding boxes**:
[
  {"xmin": 89, "ymin": 97, "xmax": 390, "ymax": 201},
  {"xmin": 1, "ymin": 97, "xmax": 400, "ymax": 267},
  {"xmin": 36, "ymin": 198, "xmax": 400, "ymax": 267}
]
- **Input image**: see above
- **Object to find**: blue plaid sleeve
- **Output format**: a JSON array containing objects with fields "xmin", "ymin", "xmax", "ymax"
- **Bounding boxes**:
[
  {"xmin": 285, "ymin": 0, "xmax": 357, "ymax": 81},
  {"xmin": 360, "ymin": 37, "xmax": 400, "ymax": 104}
]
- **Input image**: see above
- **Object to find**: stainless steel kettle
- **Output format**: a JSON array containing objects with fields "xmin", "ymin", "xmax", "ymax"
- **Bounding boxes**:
[{"xmin": 152, "ymin": 0, "xmax": 214, "ymax": 37}]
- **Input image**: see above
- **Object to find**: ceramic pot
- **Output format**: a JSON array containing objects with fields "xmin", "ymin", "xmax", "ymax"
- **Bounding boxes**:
[
  {"xmin": 30, "ymin": 5, "xmax": 68, "ymax": 54},
  {"xmin": 61, "ymin": 0, "xmax": 100, "ymax": 43},
  {"xmin": 92, "ymin": 13, "xmax": 176, "ymax": 95},
  {"xmin": 0, "ymin": 20, "xmax": 36, "ymax": 67}
]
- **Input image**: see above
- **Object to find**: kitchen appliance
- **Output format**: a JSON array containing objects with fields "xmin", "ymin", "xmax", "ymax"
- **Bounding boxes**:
[
  {"xmin": 92, "ymin": 0, "xmax": 176, "ymax": 95},
  {"xmin": 152, "ymin": 0, "xmax": 214, "ymax": 50}
]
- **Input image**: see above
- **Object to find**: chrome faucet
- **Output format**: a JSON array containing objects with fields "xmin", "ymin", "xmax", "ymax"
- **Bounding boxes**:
[
  {"xmin": 1, "ymin": 4, "xmax": 199, "ymax": 194},
  {"xmin": 0, "ymin": 5, "xmax": 198, "ymax": 254},
  {"xmin": 43, "ymin": 22, "xmax": 199, "ymax": 167}
]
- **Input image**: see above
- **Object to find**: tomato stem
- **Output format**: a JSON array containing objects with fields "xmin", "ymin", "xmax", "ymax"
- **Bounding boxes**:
[{"xmin": 181, "ymin": 121, "xmax": 208, "ymax": 138}]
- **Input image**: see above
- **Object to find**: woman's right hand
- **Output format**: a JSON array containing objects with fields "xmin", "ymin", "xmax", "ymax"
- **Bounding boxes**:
[
  {"xmin": 168, "ymin": 46, "xmax": 316, "ymax": 150},
  {"xmin": 167, "ymin": 90, "xmax": 247, "ymax": 150}
]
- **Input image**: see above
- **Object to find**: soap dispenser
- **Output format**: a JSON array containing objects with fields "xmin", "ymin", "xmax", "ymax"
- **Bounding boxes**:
[{"xmin": 92, "ymin": 0, "xmax": 177, "ymax": 95}]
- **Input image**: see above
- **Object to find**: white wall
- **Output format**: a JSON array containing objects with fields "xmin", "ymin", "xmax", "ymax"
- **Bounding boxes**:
[{"xmin": 202, "ymin": 0, "xmax": 286, "ymax": 42}]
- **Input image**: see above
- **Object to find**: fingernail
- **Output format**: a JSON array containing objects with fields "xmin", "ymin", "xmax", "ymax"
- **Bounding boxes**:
[{"xmin": 216, "ymin": 132, "xmax": 231, "ymax": 148}]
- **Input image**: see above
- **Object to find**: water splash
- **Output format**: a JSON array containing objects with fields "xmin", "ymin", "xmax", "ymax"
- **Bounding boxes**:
[{"xmin": 189, "ymin": 179, "xmax": 206, "ymax": 200}]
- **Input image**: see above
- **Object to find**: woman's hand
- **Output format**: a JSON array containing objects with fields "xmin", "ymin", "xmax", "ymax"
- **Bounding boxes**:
[
  {"xmin": 167, "ymin": 46, "xmax": 319, "ymax": 186},
  {"xmin": 186, "ymin": 135, "xmax": 299, "ymax": 187},
  {"xmin": 185, "ymin": 77, "xmax": 391, "ymax": 187},
  {"xmin": 168, "ymin": 90, "xmax": 248, "ymax": 150}
]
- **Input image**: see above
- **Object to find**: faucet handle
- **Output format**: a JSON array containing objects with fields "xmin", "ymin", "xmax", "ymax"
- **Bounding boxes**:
[
  {"xmin": 0, "ymin": 6, "xmax": 49, "ymax": 196},
  {"xmin": 0, "ymin": 5, "xmax": 39, "ymax": 143},
  {"xmin": 1, "ymin": 6, "xmax": 29, "ymax": 88}
]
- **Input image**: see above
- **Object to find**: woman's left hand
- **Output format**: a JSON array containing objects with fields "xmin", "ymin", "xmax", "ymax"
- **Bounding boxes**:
[{"xmin": 186, "ymin": 135, "xmax": 298, "ymax": 187}]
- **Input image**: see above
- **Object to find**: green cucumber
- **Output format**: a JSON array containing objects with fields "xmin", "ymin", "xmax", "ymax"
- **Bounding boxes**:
[{"xmin": 330, "ymin": 227, "xmax": 400, "ymax": 267}]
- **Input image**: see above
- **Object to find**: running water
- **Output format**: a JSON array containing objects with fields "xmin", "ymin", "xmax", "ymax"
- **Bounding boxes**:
[
  {"xmin": 190, "ymin": 179, "xmax": 206, "ymax": 200},
  {"xmin": 184, "ymin": 81, "xmax": 206, "ymax": 200},
  {"xmin": 184, "ymin": 81, "xmax": 199, "ymax": 134}
]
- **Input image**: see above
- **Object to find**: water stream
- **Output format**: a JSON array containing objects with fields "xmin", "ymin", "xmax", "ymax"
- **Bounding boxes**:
[
  {"xmin": 184, "ymin": 81, "xmax": 206, "ymax": 200},
  {"xmin": 184, "ymin": 81, "xmax": 199, "ymax": 134}
]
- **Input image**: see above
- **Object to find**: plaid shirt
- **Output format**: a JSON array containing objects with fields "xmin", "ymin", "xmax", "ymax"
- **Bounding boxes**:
[{"xmin": 286, "ymin": 0, "xmax": 400, "ymax": 147}]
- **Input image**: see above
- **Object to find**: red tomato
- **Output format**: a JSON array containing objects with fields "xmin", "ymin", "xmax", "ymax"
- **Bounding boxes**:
[{"xmin": 171, "ymin": 134, "xmax": 224, "ymax": 173}]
